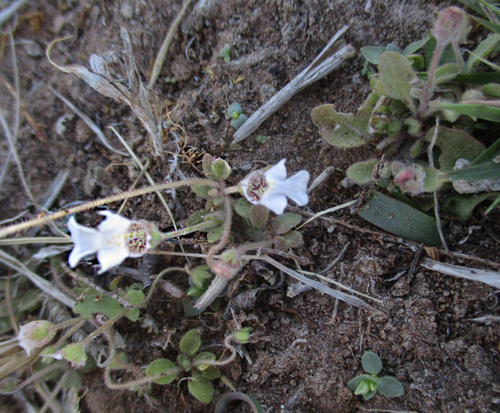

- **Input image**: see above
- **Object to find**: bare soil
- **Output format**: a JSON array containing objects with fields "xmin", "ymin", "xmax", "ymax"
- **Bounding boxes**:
[{"xmin": 1, "ymin": 1, "xmax": 500, "ymax": 412}]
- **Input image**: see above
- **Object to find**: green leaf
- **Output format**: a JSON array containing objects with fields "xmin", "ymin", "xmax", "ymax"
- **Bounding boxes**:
[
  {"xmin": 127, "ymin": 290, "xmax": 144, "ymax": 306},
  {"xmin": 347, "ymin": 374, "xmax": 378, "ymax": 392},
  {"xmin": 456, "ymin": 72, "xmax": 500, "ymax": 84},
  {"xmin": 471, "ymin": 136, "xmax": 500, "ymax": 166},
  {"xmin": 201, "ymin": 365, "xmax": 221, "ymax": 380},
  {"xmin": 180, "ymin": 329, "xmax": 201, "ymax": 355},
  {"xmin": 311, "ymin": 103, "xmax": 372, "ymax": 148},
  {"xmin": 425, "ymin": 126, "xmax": 486, "ymax": 170},
  {"xmin": 346, "ymin": 160, "xmax": 378, "ymax": 184},
  {"xmin": 233, "ymin": 197, "xmax": 252, "ymax": 218},
  {"xmin": 227, "ymin": 102, "xmax": 242, "ymax": 118},
  {"xmin": 145, "ymin": 359, "xmax": 177, "ymax": 384},
  {"xmin": 195, "ymin": 352, "xmax": 216, "ymax": 371},
  {"xmin": 272, "ymin": 213, "xmax": 302, "ymax": 235},
  {"xmin": 442, "ymin": 192, "xmax": 499, "ymax": 221},
  {"xmin": 434, "ymin": 63, "xmax": 461, "ymax": 86},
  {"xmin": 283, "ymin": 230, "xmax": 304, "ymax": 248},
  {"xmin": 109, "ymin": 275, "xmax": 124, "ymax": 291},
  {"xmin": 249, "ymin": 205, "xmax": 269, "ymax": 229},
  {"xmin": 188, "ymin": 376, "xmax": 214, "ymax": 403},
  {"xmin": 59, "ymin": 343, "xmax": 87, "ymax": 368},
  {"xmin": 126, "ymin": 308, "xmax": 140, "ymax": 322},
  {"xmin": 377, "ymin": 376, "xmax": 404, "ymax": 397},
  {"xmin": 360, "ymin": 46, "xmax": 386, "ymax": 64},
  {"xmin": 486, "ymin": 194, "xmax": 500, "ymax": 214},
  {"xmin": 378, "ymin": 51, "xmax": 418, "ymax": 105},
  {"xmin": 187, "ymin": 210, "xmax": 210, "ymax": 226},
  {"xmin": 362, "ymin": 351, "xmax": 382, "ymax": 375},
  {"xmin": 190, "ymin": 266, "xmax": 212, "ymax": 288},
  {"xmin": 230, "ymin": 114, "xmax": 248, "ymax": 130},
  {"xmin": 467, "ymin": 32, "xmax": 500, "ymax": 72},
  {"xmin": 183, "ymin": 299, "xmax": 206, "ymax": 317},
  {"xmin": 207, "ymin": 225, "xmax": 224, "ymax": 243},
  {"xmin": 446, "ymin": 160, "xmax": 500, "ymax": 181},
  {"xmin": 192, "ymin": 185, "xmax": 212, "ymax": 198},
  {"xmin": 357, "ymin": 191, "xmax": 443, "ymax": 246},
  {"xmin": 73, "ymin": 292, "xmax": 124, "ymax": 319},
  {"xmin": 402, "ymin": 37, "xmax": 430, "ymax": 56}
]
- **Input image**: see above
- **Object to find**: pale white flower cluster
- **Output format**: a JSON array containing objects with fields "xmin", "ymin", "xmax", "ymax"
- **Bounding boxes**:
[{"xmin": 239, "ymin": 159, "xmax": 310, "ymax": 215}]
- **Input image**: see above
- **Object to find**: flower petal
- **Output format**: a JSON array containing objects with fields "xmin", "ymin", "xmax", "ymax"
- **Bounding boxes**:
[
  {"xmin": 259, "ymin": 192, "xmax": 288, "ymax": 215},
  {"xmin": 68, "ymin": 216, "xmax": 101, "ymax": 268},
  {"xmin": 265, "ymin": 159, "xmax": 287, "ymax": 182},
  {"xmin": 97, "ymin": 246, "xmax": 130, "ymax": 274},
  {"xmin": 284, "ymin": 170, "xmax": 310, "ymax": 206},
  {"xmin": 98, "ymin": 211, "xmax": 131, "ymax": 234}
]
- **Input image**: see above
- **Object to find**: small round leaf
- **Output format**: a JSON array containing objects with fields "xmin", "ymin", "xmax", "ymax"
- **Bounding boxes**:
[
  {"xmin": 180, "ymin": 329, "xmax": 201, "ymax": 355},
  {"xmin": 362, "ymin": 351, "xmax": 383, "ymax": 375},
  {"xmin": 145, "ymin": 359, "xmax": 177, "ymax": 384},
  {"xmin": 377, "ymin": 376, "xmax": 404, "ymax": 398},
  {"xmin": 188, "ymin": 377, "xmax": 214, "ymax": 403}
]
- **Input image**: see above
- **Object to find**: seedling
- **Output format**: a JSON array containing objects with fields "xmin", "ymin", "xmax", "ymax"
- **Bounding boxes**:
[
  {"xmin": 219, "ymin": 43, "xmax": 231, "ymax": 62},
  {"xmin": 227, "ymin": 102, "xmax": 248, "ymax": 130},
  {"xmin": 347, "ymin": 351, "xmax": 404, "ymax": 400}
]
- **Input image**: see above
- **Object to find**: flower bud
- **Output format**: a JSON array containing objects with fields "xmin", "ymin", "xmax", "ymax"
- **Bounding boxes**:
[
  {"xmin": 210, "ymin": 249, "xmax": 243, "ymax": 280},
  {"xmin": 392, "ymin": 162, "xmax": 426, "ymax": 195},
  {"xmin": 234, "ymin": 327, "xmax": 253, "ymax": 344},
  {"xmin": 432, "ymin": 6, "xmax": 470, "ymax": 46},
  {"xmin": 18, "ymin": 320, "xmax": 57, "ymax": 356}
]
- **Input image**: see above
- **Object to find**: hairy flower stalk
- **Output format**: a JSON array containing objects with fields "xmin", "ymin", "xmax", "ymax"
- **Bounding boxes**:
[{"xmin": 239, "ymin": 159, "xmax": 310, "ymax": 215}]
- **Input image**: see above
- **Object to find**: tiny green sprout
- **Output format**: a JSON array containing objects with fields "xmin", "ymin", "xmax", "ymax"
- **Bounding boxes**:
[
  {"xmin": 230, "ymin": 114, "xmax": 248, "ymax": 130},
  {"xmin": 347, "ymin": 351, "xmax": 404, "ymax": 400},
  {"xmin": 219, "ymin": 43, "xmax": 231, "ymax": 63},
  {"xmin": 227, "ymin": 102, "xmax": 242, "ymax": 119},
  {"xmin": 164, "ymin": 77, "xmax": 178, "ymax": 83},
  {"xmin": 234, "ymin": 327, "xmax": 253, "ymax": 344},
  {"xmin": 255, "ymin": 134, "xmax": 268, "ymax": 143}
]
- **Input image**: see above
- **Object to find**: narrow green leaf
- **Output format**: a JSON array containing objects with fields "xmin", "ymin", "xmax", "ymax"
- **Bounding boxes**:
[
  {"xmin": 402, "ymin": 37, "xmax": 430, "ymax": 56},
  {"xmin": 469, "ymin": 15, "xmax": 500, "ymax": 36},
  {"xmin": 456, "ymin": 72, "xmax": 500, "ymax": 84},
  {"xmin": 377, "ymin": 376, "xmax": 404, "ymax": 398},
  {"xmin": 438, "ymin": 103, "xmax": 500, "ymax": 122},
  {"xmin": 466, "ymin": 31, "xmax": 500, "ymax": 72},
  {"xmin": 180, "ymin": 329, "xmax": 201, "ymax": 355},
  {"xmin": 446, "ymin": 160, "xmax": 500, "ymax": 181},
  {"xmin": 485, "ymin": 194, "xmax": 500, "ymax": 214},
  {"xmin": 471, "ymin": 136, "xmax": 500, "ymax": 166},
  {"xmin": 357, "ymin": 191, "xmax": 443, "ymax": 246}
]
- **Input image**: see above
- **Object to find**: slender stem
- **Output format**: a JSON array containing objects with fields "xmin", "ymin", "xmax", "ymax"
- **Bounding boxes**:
[
  {"xmin": 52, "ymin": 316, "xmax": 86, "ymax": 331},
  {"xmin": 2, "ymin": 361, "xmax": 66, "ymax": 395},
  {"xmin": 222, "ymin": 185, "xmax": 240, "ymax": 195},
  {"xmin": 452, "ymin": 41, "xmax": 465, "ymax": 73},
  {"xmin": 192, "ymin": 334, "xmax": 237, "ymax": 367},
  {"xmin": 0, "ymin": 178, "xmax": 221, "ymax": 239},
  {"xmin": 80, "ymin": 308, "xmax": 129, "ymax": 349},
  {"xmin": 206, "ymin": 193, "xmax": 233, "ymax": 265},
  {"xmin": 163, "ymin": 220, "xmax": 219, "ymax": 239},
  {"xmin": 54, "ymin": 319, "xmax": 87, "ymax": 349},
  {"xmin": 419, "ymin": 42, "xmax": 444, "ymax": 116},
  {"xmin": 140, "ymin": 267, "xmax": 187, "ymax": 307},
  {"xmin": 6, "ymin": 269, "xmax": 18, "ymax": 336},
  {"xmin": 104, "ymin": 363, "xmax": 184, "ymax": 390},
  {"xmin": 236, "ymin": 239, "xmax": 274, "ymax": 254},
  {"xmin": 39, "ymin": 370, "xmax": 68, "ymax": 413}
]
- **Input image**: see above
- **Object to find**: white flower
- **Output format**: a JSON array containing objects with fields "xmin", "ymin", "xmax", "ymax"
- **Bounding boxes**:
[
  {"xmin": 68, "ymin": 211, "xmax": 158, "ymax": 274},
  {"xmin": 240, "ymin": 159, "xmax": 310, "ymax": 215}
]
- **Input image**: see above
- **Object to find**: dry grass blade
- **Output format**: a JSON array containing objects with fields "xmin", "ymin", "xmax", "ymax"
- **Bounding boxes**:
[
  {"xmin": 422, "ymin": 258, "xmax": 500, "ymax": 289},
  {"xmin": 49, "ymin": 86, "xmax": 127, "ymax": 156},
  {"xmin": 0, "ymin": 248, "xmax": 75, "ymax": 308},
  {"xmin": 148, "ymin": 0, "xmax": 195, "ymax": 89},
  {"xmin": 263, "ymin": 255, "xmax": 376, "ymax": 312},
  {"xmin": 232, "ymin": 26, "xmax": 356, "ymax": 142},
  {"xmin": 46, "ymin": 28, "xmax": 164, "ymax": 156},
  {"xmin": 0, "ymin": 0, "xmax": 29, "ymax": 26}
]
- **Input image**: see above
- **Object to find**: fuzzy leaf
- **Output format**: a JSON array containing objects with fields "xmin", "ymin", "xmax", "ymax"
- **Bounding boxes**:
[
  {"xmin": 347, "ymin": 374, "xmax": 378, "ymax": 392},
  {"xmin": 188, "ymin": 376, "xmax": 214, "ymax": 403},
  {"xmin": 283, "ymin": 231, "xmax": 304, "ymax": 248},
  {"xmin": 201, "ymin": 366, "xmax": 221, "ymax": 380},
  {"xmin": 360, "ymin": 46, "xmax": 386, "ymax": 64},
  {"xmin": 466, "ymin": 29, "xmax": 500, "ymax": 72},
  {"xmin": 362, "ymin": 351, "xmax": 382, "ymax": 375},
  {"xmin": 190, "ymin": 266, "xmax": 212, "ymax": 288},
  {"xmin": 127, "ymin": 290, "xmax": 144, "ymax": 306},
  {"xmin": 425, "ymin": 126, "xmax": 485, "ymax": 170},
  {"xmin": 311, "ymin": 103, "xmax": 372, "ymax": 148},
  {"xmin": 183, "ymin": 299, "xmax": 206, "ymax": 317},
  {"xmin": 357, "ymin": 191, "xmax": 443, "ymax": 246},
  {"xmin": 272, "ymin": 213, "xmax": 302, "ymax": 235},
  {"xmin": 402, "ymin": 37, "xmax": 430, "ymax": 56},
  {"xmin": 180, "ymin": 329, "xmax": 201, "ymax": 355},
  {"xmin": 73, "ymin": 292, "xmax": 124, "ymax": 320},
  {"xmin": 192, "ymin": 185, "xmax": 212, "ymax": 198},
  {"xmin": 231, "ymin": 114, "xmax": 248, "ymax": 130},
  {"xmin": 249, "ymin": 205, "xmax": 269, "ymax": 229},
  {"xmin": 145, "ymin": 358, "xmax": 177, "ymax": 384},
  {"xmin": 377, "ymin": 376, "xmax": 404, "ymax": 398},
  {"xmin": 195, "ymin": 352, "xmax": 216, "ymax": 371},
  {"xmin": 434, "ymin": 63, "xmax": 460, "ymax": 86},
  {"xmin": 378, "ymin": 51, "xmax": 418, "ymax": 104},
  {"xmin": 441, "ymin": 192, "xmax": 499, "ymax": 221},
  {"xmin": 346, "ymin": 160, "xmax": 378, "ymax": 184},
  {"xmin": 234, "ymin": 198, "xmax": 252, "ymax": 218}
]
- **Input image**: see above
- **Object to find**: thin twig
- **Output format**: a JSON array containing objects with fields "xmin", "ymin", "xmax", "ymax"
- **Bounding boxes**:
[
  {"xmin": 428, "ymin": 117, "xmax": 448, "ymax": 252},
  {"xmin": 118, "ymin": 159, "xmax": 150, "ymax": 214},
  {"xmin": 6, "ymin": 269, "xmax": 19, "ymax": 336},
  {"xmin": 232, "ymin": 27, "xmax": 355, "ymax": 142},
  {"xmin": 39, "ymin": 370, "xmax": 68, "ymax": 413},
  {"xmin": 320, "ymin": 241, "xmax": 351, "ymax": 274},
  {"xmin": 148, "ymin": 0, "xmax": 195, "ymax": 89},
  {"xmin": 0, "ymin": 0, "xmax": 29, "ymax": 26}
]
